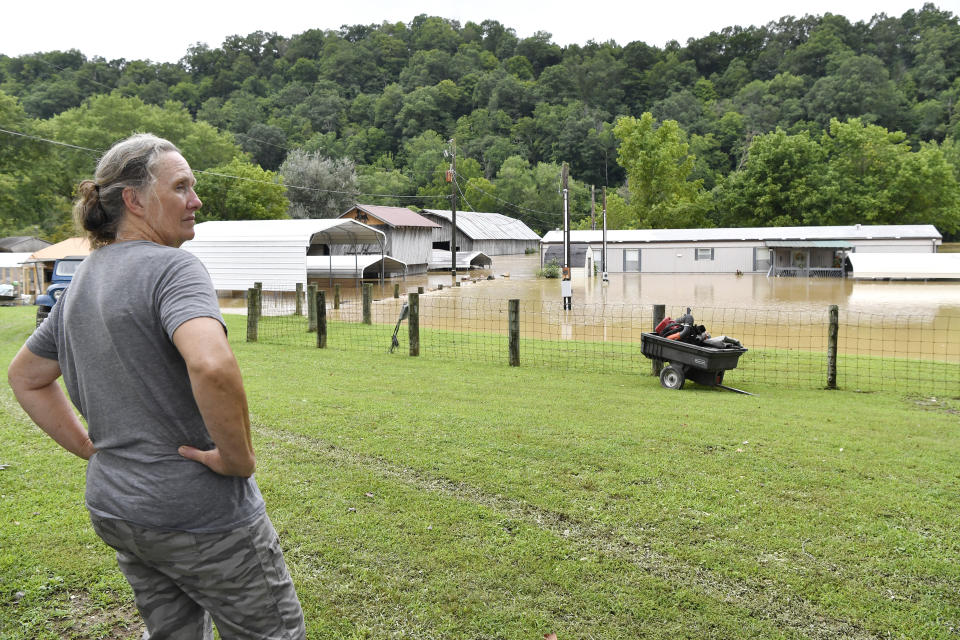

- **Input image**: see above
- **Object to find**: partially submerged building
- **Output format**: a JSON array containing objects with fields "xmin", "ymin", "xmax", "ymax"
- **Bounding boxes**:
[
  {"xmin": 540, "ymin": 225, "xmax": 942, "ymax": 277},
  {"xmin": 419, "ymin": 209, "xmax": 540, "ymax": 256},
  {"xmin": 338, "ymin": 205, "xmax": 439, "ymax": 274},
  {"xmin": 846, "ymin": 252, "xmax": 960, "ymax": 280}
]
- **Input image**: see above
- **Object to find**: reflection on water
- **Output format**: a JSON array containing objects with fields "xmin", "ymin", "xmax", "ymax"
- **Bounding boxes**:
[
  {"xmin": 330, "ymin": 253, "xmax": 960, "ymax": 317},
  {"xmin": 221, "ymin": 253, "xmax": 960, "ymax": 317}
]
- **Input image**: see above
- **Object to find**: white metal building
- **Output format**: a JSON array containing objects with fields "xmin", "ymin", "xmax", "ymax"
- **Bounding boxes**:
[
  {"xmin": 420, "ymin": 209, "xmax": 541, "ymax": 256},
  {"xmin": 540, "ymin": 225, "xmax": 943, "ymax": 277},
  {"xmin": 428, "ymin": 249, "xmax": 492, "ymax": 271},
  {"xmin": 846, "ymin": 252, "xmax": 960, "ymax": 280},
  {"xmin": 182, "ymin": 219, "xmax": 386, "ymax": 291},
  {"xmin": 307, "ymin": 255, "xmax": 407, "ymax": 279}
]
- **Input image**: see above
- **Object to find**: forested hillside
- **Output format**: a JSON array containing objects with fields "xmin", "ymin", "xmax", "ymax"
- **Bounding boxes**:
[{"xmin": 2, "ymin": 5, "xmax": 959, "ymax": 240}]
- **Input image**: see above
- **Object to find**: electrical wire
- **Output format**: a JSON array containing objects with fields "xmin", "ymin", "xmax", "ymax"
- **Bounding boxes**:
[{"xmin": 0, "ymin": 126, "xmax": 557, "ymax": 223}]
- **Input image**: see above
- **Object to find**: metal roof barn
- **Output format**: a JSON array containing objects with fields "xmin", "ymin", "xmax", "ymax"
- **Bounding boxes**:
[
  {"xmin": 420, "ymin": 209, "xmax": 540, "ymax": 255},
  {"xmin": 182, "ymin": 219, "xmax": 386, "ymax": 291},
  {"xmin": 846, "ymin": 252, "xmax": 960, "ymax": 280},
  {"xmin": 339, "ymin": 205, "xmax": 439, "ymax": 273}
]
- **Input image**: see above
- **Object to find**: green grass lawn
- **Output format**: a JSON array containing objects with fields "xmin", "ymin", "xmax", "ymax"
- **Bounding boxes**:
[{"xmin": 1, "ymin": 306, "xmax": 958, "ymax": 639}]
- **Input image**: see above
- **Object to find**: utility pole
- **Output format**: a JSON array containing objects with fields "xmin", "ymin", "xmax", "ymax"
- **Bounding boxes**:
[
  {"xmin": 590, "ymin": 185, "xmax": 596, "ymax": 231},
  {"xmin": 447, "ymin": 139, "xmax": 457, "ymax": 279},
  {"xmin": 602, "ymin": 186, "xmax": 609, "ymax": 283},
  {"xmin": 561, "ymin": 162, "xmax": 572, "ymax": 310}
]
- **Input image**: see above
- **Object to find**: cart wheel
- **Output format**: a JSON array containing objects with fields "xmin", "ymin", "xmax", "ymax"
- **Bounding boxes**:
[
  {"xmin": 660, "ymin": 365, "xmax": 685, "ymax": 390},
  {"xmin": 715, "ymin": 370, "xmax": 725, "ymax": 385}
]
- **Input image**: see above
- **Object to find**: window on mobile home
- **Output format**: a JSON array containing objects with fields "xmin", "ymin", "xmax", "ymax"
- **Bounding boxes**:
[{"xmin": 695, "ymin": 247, "xmax": 714, "ymax": 260}]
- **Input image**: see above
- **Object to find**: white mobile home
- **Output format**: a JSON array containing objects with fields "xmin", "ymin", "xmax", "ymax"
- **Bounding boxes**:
[
  {"xmin": 420, "ymin": 209, "xmax": 540, "ymax": 256},
  {"xmin": 181, "ymin": 219, "xmax": 386, "ymax": 291},
  {"xmin": 540, "ymin": 225, "xmax": 942, "ymax": 277}
]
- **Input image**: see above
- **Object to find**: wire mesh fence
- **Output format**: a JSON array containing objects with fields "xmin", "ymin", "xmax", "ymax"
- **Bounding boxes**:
[{"xmin": 245, "ymin": 288, "xmax": 960, "ymax": 396}]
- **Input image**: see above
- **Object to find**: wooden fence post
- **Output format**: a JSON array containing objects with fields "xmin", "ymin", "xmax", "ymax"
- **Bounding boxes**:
[
  {"xmin": 295, "ymin": 282, "xmax": 303, "ymax": 316},
  {"xmin": 508, "ymin": 298, "xmax": 520, "ymax": 367},
  {"xmin": 307, "ymin": 284, "xmax": 317, "ymax": 332},
  {"xmin": 362, "ymin": 283, "xmax": 372, "ymax": 324},
  {"xmin": 418, "ymin": 286, "xmax": 424, "ymax": 294},
  {"xmin": 393, "ymin": 283, "xmax": 400, "ymax": 298},
  {"xmin": 652, "ymin": 304, "xmax": 665, "ymax": 376},
  {"xmin": 246, "ymin": 288, "xmax": 258, "ymax": 342},
  {"xmin": 317, "ymin": 291, "xmax": 327, "ymax": 348},
  {"xmin": 254, "ymin": 282, "xmax": 262, "ymax": 318},
  {"xmin": 827, "ymin": 304, "xmax": 839, "ymax": 389},
  {"xmin": 334, "ymin": 283, "xmax": 341, "ymax": 309},
  {"xmin": 408, "ymin": 292, "xmax": 419, "ymax": 357}
]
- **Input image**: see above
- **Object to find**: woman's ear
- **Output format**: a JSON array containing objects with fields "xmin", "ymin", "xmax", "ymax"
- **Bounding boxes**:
[{"xmin": 121, "ymin": 187, "xmax": 144, "ymax": 216}]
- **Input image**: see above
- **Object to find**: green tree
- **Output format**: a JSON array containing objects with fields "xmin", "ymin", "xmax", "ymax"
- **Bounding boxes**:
[
  {"xmin": 41, "ymin": 92, "xmax": 239, "ymax": 173},
  {"xmin": 613, "ymin": 113, "xmax": 711, "ymax": 228},
  {"xmin": 0, "ymin": 91, "xmax": 71, "ymax": 238},
  {"xmin": 818, "ymin": 118, "xmax": 959, "ymax": 231},
  {"xmin": 356, "ymin": 164, "xmax": 413, "ymax": 207},
  {"xmin": 714, "ymin": 128, "xmax": 826, "ymax": 227},
  {"xmin": 194, "ymin": 157, "xmax": 288, "ymax": 222}
]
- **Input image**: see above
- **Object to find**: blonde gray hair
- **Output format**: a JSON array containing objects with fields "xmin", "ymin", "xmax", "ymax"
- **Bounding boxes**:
[{"xmin": 73, "ymin": 133, "xmax": 180, "ymax": 248}]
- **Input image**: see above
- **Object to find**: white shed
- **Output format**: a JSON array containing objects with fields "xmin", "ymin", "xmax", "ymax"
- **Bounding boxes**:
[
  {"xmin": 182, "ymin": 219, "xmax": 386, "ymax": 291},
  {"xmin": 846, "ymin": 252, "xmax": 960, "ymax": 280}
]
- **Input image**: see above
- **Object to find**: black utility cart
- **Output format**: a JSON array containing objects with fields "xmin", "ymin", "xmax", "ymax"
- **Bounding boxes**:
[{"xmin": 641, "ymin": 332, "xmax": 749, "ymax": 393}]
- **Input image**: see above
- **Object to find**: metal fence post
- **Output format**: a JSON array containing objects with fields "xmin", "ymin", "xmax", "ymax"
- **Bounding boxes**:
[
  {"xmin": 827, "ymin": 304, "xmax": 839, "ymax": 389},
  {"xmin": 307, "ymin": 284, "xmax": 317, "ymax": 332},
  {"xmin": 246, "ymin": 288, "xmax": 258, "ymax": 342},
  {"xmin": 317, "ymin": 291, "xmax": 327, "ymax": 348},
  {"xmin": 509, "ymin": 299, "xmax": 520, "ymax": 366},
  {"xmin": 362, "ymin": 283, "xmax": 372, "ymax": 324},
  {"xmin": 652, "ymin": 304, "xmax": 665, "ymax": 376},
  {"xmin": 408, "ymin": 292, "xmax": 419, "ymax": 357}
]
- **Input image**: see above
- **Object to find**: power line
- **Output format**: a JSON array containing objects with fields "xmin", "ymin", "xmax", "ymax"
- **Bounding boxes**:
[
  {"xmin": 0, "ymin": 127, "xmax": 102, "ymax": 154},
  {"xmin": 0, "ymin": 126, "xmax": 553, "ymax": 219}
]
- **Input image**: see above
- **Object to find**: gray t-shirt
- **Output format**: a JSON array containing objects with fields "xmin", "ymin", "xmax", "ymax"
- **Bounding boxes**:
[{"xmin": 27, "ymin": 241, "xmax": 264, "ymax": 532}]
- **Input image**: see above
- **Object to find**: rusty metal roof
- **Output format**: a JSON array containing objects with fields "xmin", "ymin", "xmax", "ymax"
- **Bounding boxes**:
[{"xmin": 342, "ymin": 205, "xmax": 440, "ymax": 228}]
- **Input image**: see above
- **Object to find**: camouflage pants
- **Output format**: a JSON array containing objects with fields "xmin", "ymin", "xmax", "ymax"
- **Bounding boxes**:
[{"xmin": 90, "ymin": 512, "xmax": 305, "ymax": 640}]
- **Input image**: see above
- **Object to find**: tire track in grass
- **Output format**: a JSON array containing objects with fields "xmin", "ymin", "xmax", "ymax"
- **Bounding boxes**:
[{"xmin": 256, "ymin": 424, "xmax": 879, "ymax": 640}]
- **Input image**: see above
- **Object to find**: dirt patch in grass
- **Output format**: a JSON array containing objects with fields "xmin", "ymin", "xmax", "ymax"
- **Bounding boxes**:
[
  {"xmin": 53, "ymin": 592, "xmax": 143, "ymax": 640},
  {"xmin": 906, "ymin": 394, "xmax": 960, "ymax": 414}
]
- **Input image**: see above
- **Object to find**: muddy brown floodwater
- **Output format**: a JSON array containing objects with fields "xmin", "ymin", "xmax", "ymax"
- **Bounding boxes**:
[{"xmin": 226, "ymin": 254, "xmax": 960, "ymax": 362}]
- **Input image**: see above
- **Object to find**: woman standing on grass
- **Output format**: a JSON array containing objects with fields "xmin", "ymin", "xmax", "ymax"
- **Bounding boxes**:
[{"xmin": 7, "ymin": 133, "xmax": 305, "ymax": 639}]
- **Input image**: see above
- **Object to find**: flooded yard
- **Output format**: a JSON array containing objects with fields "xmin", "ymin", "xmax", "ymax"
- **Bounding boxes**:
[{"xmin": 229, "ymin": 253, "xmax": 960, "ymax": 366}]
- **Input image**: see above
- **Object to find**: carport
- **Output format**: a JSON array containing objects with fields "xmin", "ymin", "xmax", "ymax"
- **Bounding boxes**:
[{"xmin": 182, "ymin": 219, "xmax": 388, "ymax": 292}]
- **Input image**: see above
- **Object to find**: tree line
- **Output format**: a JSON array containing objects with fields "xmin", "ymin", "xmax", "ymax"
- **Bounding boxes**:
[{"xmin": 1, "ymin": 5, "xmax": 958, "ymax": 241}]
